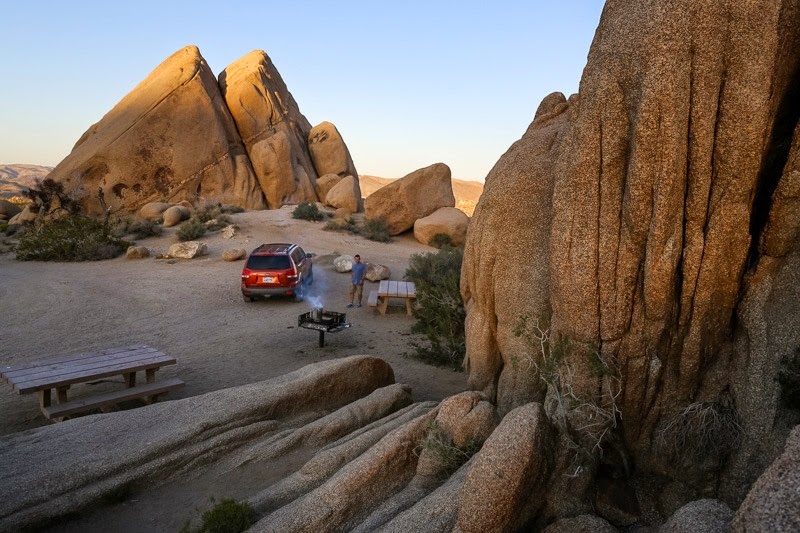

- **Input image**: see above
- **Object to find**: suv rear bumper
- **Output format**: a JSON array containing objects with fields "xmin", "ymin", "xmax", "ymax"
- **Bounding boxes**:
[{"xmin": 242, "ymin": 285, "xmax": 300, "ymax": 297}]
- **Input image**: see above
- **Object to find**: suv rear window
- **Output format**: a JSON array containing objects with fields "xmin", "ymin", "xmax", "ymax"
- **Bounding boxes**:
[{"xmin": 246, "ymin": 255, "xmax": 291, "ymax": 270}]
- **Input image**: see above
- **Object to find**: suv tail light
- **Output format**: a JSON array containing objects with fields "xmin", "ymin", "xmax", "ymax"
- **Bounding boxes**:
[{"xmin": 286, "ymin": 268, "xmax": 299, "ymax": 280}]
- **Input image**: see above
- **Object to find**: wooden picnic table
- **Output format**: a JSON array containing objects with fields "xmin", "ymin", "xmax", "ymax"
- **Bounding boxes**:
[
  {"xmin": 0, "ymin": 344, "xmax": 184, "ymax": 420},
  {"xmin": 370, "ymin": 280, "xmax": 417, "ymax": 315}
]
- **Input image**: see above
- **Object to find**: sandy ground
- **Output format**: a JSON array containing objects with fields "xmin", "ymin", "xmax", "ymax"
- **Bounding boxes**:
[{"xmin": 0, "ymin": 207, "xmax": 467, "ymax": 437}]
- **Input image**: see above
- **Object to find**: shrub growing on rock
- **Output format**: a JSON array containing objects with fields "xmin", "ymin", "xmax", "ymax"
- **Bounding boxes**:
[
  {"xmin": 15, "ymin": 214, "xmax": 131, "ymax": 261},
  {"xmin": 292, "ymin": 202, "xmax": 325, "ymax": 222},
  {"xmin": 404, "ymin": 245, "xmax": 465, "ymax": 369}
]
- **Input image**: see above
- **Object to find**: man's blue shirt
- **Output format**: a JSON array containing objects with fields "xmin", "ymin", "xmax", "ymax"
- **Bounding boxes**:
[{"xmin": 352, "ymin": 262, "xmax": 367, "ymax": 284}]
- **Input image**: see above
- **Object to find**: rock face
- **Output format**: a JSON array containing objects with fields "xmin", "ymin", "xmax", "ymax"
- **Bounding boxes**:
[
  {"xmin": 732, "ymin": 425, "xmax": 800, "ymax": 531},
  {"xmin": 219, "ymin": 50, "xmax": 318, "ymax": 209},
  {"xmin": 462, "ymin": 0, "xmax": 800, "ymax": 516},
  {"xmin": 325, "ymin": 175, "xmax": 360, "ymax": 214},
  {"xmin": 365, "ymin": 163, "xmax": 455, "ymax": 235},
  {"xmin": 43, "ymin": 47, "xmax": 361, "ymax": 215},
  {"xmin": 316, "ymin": 173, "xmax": 343, "ymax": 204},
  {"xmin": 46, "ymin": 46, "xmax": 266, "ymax": 216},
  {"xmin": 413, "ymin": 207, "xmax": 469, "ymax": 247},
  {"xmin": 0, "ymin": 356, "xmax": 398, "ymax": 531},
  {"xmin": 308, "ymin": 121, "xmax": 362, "ymax": 211}
]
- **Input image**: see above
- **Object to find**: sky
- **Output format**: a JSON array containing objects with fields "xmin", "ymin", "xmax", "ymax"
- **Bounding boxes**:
[{"xmin": 1, "ymin": 1, "xmax": 605, "ymax": 183}]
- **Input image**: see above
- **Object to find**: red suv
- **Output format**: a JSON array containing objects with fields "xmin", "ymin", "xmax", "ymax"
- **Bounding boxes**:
[{"xmin": 241, "ymin": 243, "xmax": 314, "ymax": 302}]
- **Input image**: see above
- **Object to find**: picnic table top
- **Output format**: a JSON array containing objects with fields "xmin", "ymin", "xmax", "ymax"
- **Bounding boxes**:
[
  {"xmin": 0, "ymin": 345, "xmax": 176, "ymax": 394},
  {"xmin": 378, "ymin": 280, "xmax": 416, "ymax": 298}
]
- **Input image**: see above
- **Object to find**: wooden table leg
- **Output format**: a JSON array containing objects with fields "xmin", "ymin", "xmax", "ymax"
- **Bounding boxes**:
[
  {"xmin": 378, "ymin": 296, "xmax": 389, "ymax": 315},
  {"xmin": 125, "ymin": 372, "xmax": 136, "ymax": 388},
  {"xmin": 38, "ymin": 389, "xmax": 52, "ymax": 410},
  {"xmin": 144, "ymin": 368, "xmax": 158, "ymax": 404},
  {"xmin": 405, "ymin": 298, "xmax": 413, "ymax": 316},
  {"xmin": 56, "ymin": 386, "xmax": 69, "ymax": 404}
]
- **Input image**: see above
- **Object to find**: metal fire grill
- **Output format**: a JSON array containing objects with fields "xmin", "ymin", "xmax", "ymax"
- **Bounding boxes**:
[{"xmin": 298, "ymin": 309, "xmax": 351, "ymax": 347}]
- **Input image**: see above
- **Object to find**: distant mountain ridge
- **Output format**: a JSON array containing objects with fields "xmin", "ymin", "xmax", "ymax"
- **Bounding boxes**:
[{"xmin": 0, "ymin": 164, "xmax": 52, "ymax": 198}]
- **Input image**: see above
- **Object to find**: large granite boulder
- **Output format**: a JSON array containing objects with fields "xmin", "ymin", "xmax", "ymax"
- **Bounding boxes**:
[
  {"xmin": 731, "ymin": 425, "xmax": 800, "ymax": 531},
  {"xmin": 0, "ymin": 356, "xmax": 399, "ymax": 531},
  {"xmin": 462, "ymin": 0, "xmax": 800, "ymax": 501},
  {"xmin": 316, "ymin": 173, "xmax": 344, "ymax": 204},
  {"xmin": 308, "ymin": 121, "xmax": 362, "ymax": 211},
  {"xmin": 456, "ymin": 402, "xmax": 555, "ymax": 531},
  {"xmin": 413, "ymin": 206, "xmax": 469, "ymax": 247},
  {"xmin": 325, "ymin": 175, "xmax": 360, "ymax": 214},
  {"xmin": 365, "ymin": 163, "xmax": 455, "ymax": 235},
  {"xmin": 46, "ymin": 46, "xmax": 265, "ymax": 216},
  {"xmin": 0, "ymin": 199, "xmax": 21, "ymax": 219},
  {"xmin": 219, "ymin": 50, "xmax": 318, "ymax": 209}
]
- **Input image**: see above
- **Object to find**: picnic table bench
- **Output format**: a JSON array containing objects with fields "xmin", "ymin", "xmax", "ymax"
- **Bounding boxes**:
[
  {"xmin": 368, "ymin": 280, "xmax": 417, "ymax": 316},
  {"xmin": 0, "ymin": 344, "xmax": 184, "ymax": 421}
]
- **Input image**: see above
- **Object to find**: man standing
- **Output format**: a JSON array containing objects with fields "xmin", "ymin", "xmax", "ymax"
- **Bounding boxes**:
[{"xmin": 347, "ymin": 254, "xmax": 367, "ymax": 308}]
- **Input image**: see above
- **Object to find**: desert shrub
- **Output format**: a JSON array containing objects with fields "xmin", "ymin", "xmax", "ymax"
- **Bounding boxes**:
[
  {"xmin": 428, "ymin": 232, "xmax": 453, "ymax": 249},
  {"xmin": 0, "ymin": 222, "xmax": 7, "ymax": 233},
  {"xmin": 219, "ymin": 204, "xmax": 244, "ymax": 214},
  {"xmin": 404, "ymin": 245, "xmax": 465, "ymax": 369},
  {"xmin": 361, "ymin": 217, "xmax": 391, "ymax": 242},
  {"xmin": 15, "ymin": 214, "xmax": 131, "ymax": 261},
  {"xmin": 26, "ymin": 178, "xmax": 80, "ymax": 215},
  {"xmin": 292, "ymin": 202, "xmax": 325, "ymax": 222},
  {"xmin": 112, "ymin": 216, "xmax": 163, "ymax": 239},
  {"xmin": 777, "ymin": 354, "xmax": 800, "ymax": 410},
  {"xmin": 182, "ymin": 497, "xmax": 255, "ymax": 533},
  {"xmin": 177, "ymin": 218, "xmax": 207, "ymax": 241},
  {"xmin": 419, "ymin": 420, "xmax": 481, "ymax": 479},
  {"xmin": 323, "ymin": 218, "xmax": 352, "ymax": 232},
  {"xmin": 656, "ymin": 400, "xmax": 743, "ymax": 467},
  {"xmin": 205, "ymin": 215, "xmax": 232, "ymax": 232}
]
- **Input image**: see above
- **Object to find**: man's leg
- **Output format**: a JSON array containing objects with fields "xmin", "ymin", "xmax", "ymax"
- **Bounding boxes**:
[
  {"xmin": 356, "ymin": 284, "xmax": 364, "ymax": 306},
  {"xmin": 348, "ymin": 284, "xmax": 355, "ymax": 307}
]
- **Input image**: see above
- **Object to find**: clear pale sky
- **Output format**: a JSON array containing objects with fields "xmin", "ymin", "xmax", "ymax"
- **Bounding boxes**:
[{"xmin": 1, "ymin": 1, "xmax": 605, "ymax": 182}]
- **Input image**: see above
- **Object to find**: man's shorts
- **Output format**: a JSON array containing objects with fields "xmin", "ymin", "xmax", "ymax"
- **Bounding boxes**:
[{"xmin": 349, "ymin": 283, "xmax": 363, "ymax": 299}]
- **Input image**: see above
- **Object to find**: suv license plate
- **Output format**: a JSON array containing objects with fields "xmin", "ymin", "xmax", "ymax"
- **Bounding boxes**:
[{"xmin": 262, "ymin": 276, "xmax": 275, "ymax": 283}]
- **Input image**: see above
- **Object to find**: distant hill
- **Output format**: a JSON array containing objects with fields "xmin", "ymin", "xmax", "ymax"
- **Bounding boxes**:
[
  {"xmin": 359, "ymin": 175, "xmax": 483, "ymax": 216},
  {"xmin": 0, "ymin": 164, "xmax": 52, "ymax": 199}
]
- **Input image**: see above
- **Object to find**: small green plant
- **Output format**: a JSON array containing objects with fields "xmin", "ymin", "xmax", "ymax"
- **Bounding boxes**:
[
  {"xmin": 777, "ymin": 354, "xmax": 800, "ymax": 410},
  {"xmin": 176, "ymin": 218, "xmax": 207, "ymax": 241},
  {"xmin": 405, "ymin": 245, "xmax": 465, "ymax": 369},
  {"xmin": 292, "ymin": 202, "xmax": 325, "ymax": 222},
  {"xmin": 15, "ymin": 214, "xmax": 131, "ymax": 261},
  {"xmin": 0, "ymin": 221, "xmax": 7, "ymax": 233},
  {"xmin": 361, "ymin": 217, "xmax": 391, "ymax": 242},
  {"xmin": 182, "ymin": 497, "xmax": 255, "ymax": 533},
  {"xmin": 428, "ymin": 233, "xmax": 453, "ymax": 249},
  {"xmin": 420, "ymin": 420, "xmax": 481, "ymax": 478}
]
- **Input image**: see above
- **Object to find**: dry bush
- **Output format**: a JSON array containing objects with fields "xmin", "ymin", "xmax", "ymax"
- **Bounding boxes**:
[{"xmin": 656, "ymin": 400, "xmax": 743, "ymax": 468}]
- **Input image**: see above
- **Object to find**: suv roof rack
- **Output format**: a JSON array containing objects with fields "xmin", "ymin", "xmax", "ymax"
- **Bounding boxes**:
[{"xmin": 253, "ymin": 243, "xmax": 295, "ymax": 255}]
